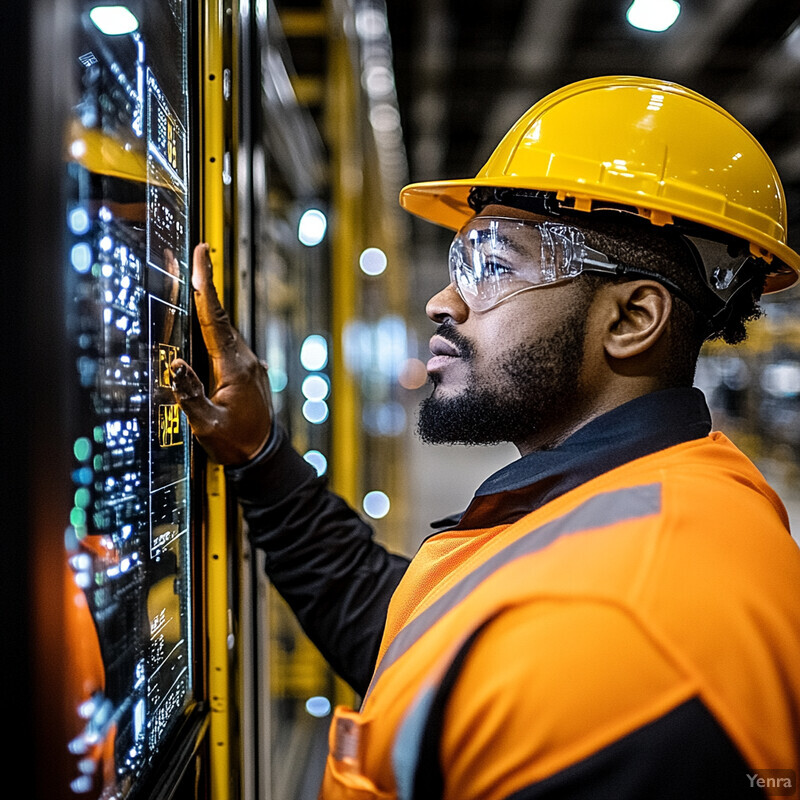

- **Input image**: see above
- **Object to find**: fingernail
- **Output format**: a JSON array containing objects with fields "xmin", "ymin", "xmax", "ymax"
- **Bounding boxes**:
[{"xmin": 170, "ymin": 365, "xmax": 185, "ymax": 392}]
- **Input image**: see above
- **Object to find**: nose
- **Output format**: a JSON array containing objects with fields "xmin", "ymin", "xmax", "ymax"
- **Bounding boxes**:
[{"xmin": 426, "ymin": 283, "xmax": 469, "ymax": 324}]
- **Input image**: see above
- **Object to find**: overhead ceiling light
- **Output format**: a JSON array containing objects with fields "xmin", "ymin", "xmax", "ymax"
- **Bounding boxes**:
[
  {"xmin": 89, "ymin": 5, "xmax": 140, "ymax": 35},
  {"xmin": 626, "ymin": 0, "xmax": 681, "ymax": 32}
]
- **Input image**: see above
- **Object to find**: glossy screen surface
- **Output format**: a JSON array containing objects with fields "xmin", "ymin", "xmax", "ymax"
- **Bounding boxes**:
[{"xmin": 63, "ymin": 3, "xmax": 194, "ymax": 796}]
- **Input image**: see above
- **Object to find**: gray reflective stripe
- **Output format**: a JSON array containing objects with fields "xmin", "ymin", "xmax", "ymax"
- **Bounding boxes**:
[
  {"xmin": 392, "ymin": 684, "xmax": 436, "ymax": 800},
  {"xmin": 365, "ymin": 483, "xmax": 661, "ymax": 702}
]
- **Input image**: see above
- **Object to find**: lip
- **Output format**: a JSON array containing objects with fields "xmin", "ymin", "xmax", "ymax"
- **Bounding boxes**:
[
  {"xmin": 427, "ymin": 335, "xmax": 461, "ymax": 373},
  {"xmin": 427, "ymin": 355, "xmax": 458, "ymax": 372},
  {"xmin": 429, "ymin": 335, "xmax": 460, "ymax": 358}
]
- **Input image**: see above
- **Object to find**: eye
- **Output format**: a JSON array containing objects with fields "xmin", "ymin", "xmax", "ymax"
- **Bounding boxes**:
[{"xmin": 482, "ymin": 259, "xmax": 515, "ymax": 278}]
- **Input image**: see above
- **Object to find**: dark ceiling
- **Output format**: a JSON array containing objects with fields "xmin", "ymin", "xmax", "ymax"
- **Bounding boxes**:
[{"xmin": 387, "ymin": 0, "xmax": 800, "ymax": 196}]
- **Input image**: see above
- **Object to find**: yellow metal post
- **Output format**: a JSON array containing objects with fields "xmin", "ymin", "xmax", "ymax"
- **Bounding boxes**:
[
  {"xmin": 325, "ymin": 14, "xmax": 363, "ymax": 713},
  {"xmin": 328, "ymin": 25, "xmax": 361, "ymax": 508},
  {"xmin": 200, "ymin": 2, "xmax": 233, "ymax": 798}
]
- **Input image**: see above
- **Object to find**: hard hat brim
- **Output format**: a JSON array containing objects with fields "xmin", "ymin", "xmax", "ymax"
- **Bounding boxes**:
[{"xmin": 399, "ymin": 177, "xmax": 800, "ymax": 295}]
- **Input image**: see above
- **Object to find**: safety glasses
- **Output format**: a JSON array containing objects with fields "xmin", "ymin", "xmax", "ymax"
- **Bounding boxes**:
[{"xmin": 448, "ymin": 216, "xmax": 621, "ymax": 312}]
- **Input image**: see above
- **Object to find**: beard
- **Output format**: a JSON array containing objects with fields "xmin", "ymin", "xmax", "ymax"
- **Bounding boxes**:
[{"xmin": 416, "ymin": 307, "xmax": 589, "ymax": 447}]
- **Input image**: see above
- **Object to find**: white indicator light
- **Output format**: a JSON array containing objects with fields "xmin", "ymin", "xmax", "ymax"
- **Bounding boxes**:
[
  {"xmin": 78, "ymin": 758, "xmax": 97, "ymax": 775},
  {"xmin": 302, "ymin": 374, "xmax": 330, "ymax": 401},
  {"xmin": 89, "ymin": 5, "xmax": 140, "ymax": 35},
  {"xmin": 300, "ymin": 334, "xmax": 328, "ymax": 371},
  {"xmin": 305, "ymin": 696, "xmax": 332, "ymax": 717},
  {"xmin": 134, "ymin": 698, "xmax": 146, "ymax": 741},
  {"xmin": 75, "ymin": 571, "xmax": 92, "ymax": 589},
  {"xmin": 762, "ymin": 362, "xmax": 800, "ymax": 398},
  {"xmin": 369, "ymin": 103, "xmax": 401, "ymax": 133},
  {"xmin": 302, "ymin": 400, "xmax": 329, "ymax": 424},
  {"xmin": 70, "ymin": 139, "xmax": 87, "ymax": 159},
  {"xmin": 363, "ymin": 64, "xmax": 394, "ymax": 98},
  {"xmin": 68, "ymin": 734, "xmax": 90, "ymax": 755},
  {"xmin": 359, "ymin": 247, "xmax": 388, "ymax": 276},
  {"xmin": 626, "ymin": 0, "xmax": 680, "ymax": 32},
  {"xmin": 303, "ymin": 449, "xmax": 328, "ymax": 476},
  {"xmin": 363, "ymin": 490, "xmax": 390, "ymax": 519},
  {"xmin": 71, "ymin": 243, "xmax": 93, "ymax": 274},
  {"xmin": 298, "ymin": 208, "xmax": 327, "ymax": 246},
  {"xmin": 71, "ymin": 776, "xmax": 94, "ymax": 794},
  {"xmin": 68, "ymin": 207, "xmax": 91, "ymax": 235},
  {"xmin": 70, "ymin": 553, "xmax": 92, "ymax": 573},
  {"xmin": 78, "ymin": 697, "xmax": 98, "ymax": 719},
  {"xmin": 355, "ymin": 7, "xmax": 387, "ymax": 39}
]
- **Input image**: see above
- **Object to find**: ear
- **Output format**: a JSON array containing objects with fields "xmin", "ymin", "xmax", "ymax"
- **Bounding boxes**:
[{"xmin": 600, "ymin": 281, "xmax": 672, "ymax": 360}]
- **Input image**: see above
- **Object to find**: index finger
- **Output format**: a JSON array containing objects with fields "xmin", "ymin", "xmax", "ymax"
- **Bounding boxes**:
[{"xmin": 191, "ymin": 242, "xmax": 236, "ymax": 356}]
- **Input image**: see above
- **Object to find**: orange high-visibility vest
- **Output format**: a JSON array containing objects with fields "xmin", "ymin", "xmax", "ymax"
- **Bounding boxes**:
[{"xmin": 320, "ymin": 433, "xmax": 800, "ymax": 799}]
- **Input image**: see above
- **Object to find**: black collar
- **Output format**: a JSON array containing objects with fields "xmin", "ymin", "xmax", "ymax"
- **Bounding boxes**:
[{"xmin": 429, "ymin": 387, "xmax": 712, "ymax": 533}]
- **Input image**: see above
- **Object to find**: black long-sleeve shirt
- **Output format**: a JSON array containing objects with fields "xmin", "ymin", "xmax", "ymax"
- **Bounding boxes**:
[{"xmin": 226, "ymin": 422, "xmax": 410, "ymax": 692}]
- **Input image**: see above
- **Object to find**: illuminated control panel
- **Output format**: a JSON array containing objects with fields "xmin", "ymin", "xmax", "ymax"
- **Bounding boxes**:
[{"xmin": 63, "ymin": 3, "xmax": 194, "ymax": 796}]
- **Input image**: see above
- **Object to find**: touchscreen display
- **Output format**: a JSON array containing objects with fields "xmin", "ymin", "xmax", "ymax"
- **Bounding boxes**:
[{"xmin": 63, "ymin": 2, "xmax": 194, "ymax": 795}]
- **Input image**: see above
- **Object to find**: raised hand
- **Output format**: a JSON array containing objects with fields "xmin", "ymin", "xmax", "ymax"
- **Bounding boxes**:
[{"xmin": 170, "ymin": 243, "xmax": 273, "ymax": 465}]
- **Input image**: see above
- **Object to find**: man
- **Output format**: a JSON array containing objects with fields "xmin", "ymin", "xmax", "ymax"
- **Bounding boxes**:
[{"xmin": 171, "ymin": 76, "xmax": 800, "ymax": 798}]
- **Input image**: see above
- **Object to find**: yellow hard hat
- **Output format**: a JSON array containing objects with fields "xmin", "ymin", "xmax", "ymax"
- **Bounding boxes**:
[{"xmin": 399, "ymin": 75, "xmax": 800, "ymax": 294}]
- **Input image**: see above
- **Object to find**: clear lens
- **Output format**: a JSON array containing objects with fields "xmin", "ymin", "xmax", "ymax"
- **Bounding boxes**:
[
  {"xmin": 448, "ymin": 217, "xmax": 615, "ymax": 312},
  {"xmin": 447, "ymin": 215, "xmax": 760, "ymax": 324}
]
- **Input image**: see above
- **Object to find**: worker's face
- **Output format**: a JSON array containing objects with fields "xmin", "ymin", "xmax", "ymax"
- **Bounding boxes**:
[{"xmin": 418, "ymin": 206, "xmax": 594, "ymax": 451}]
